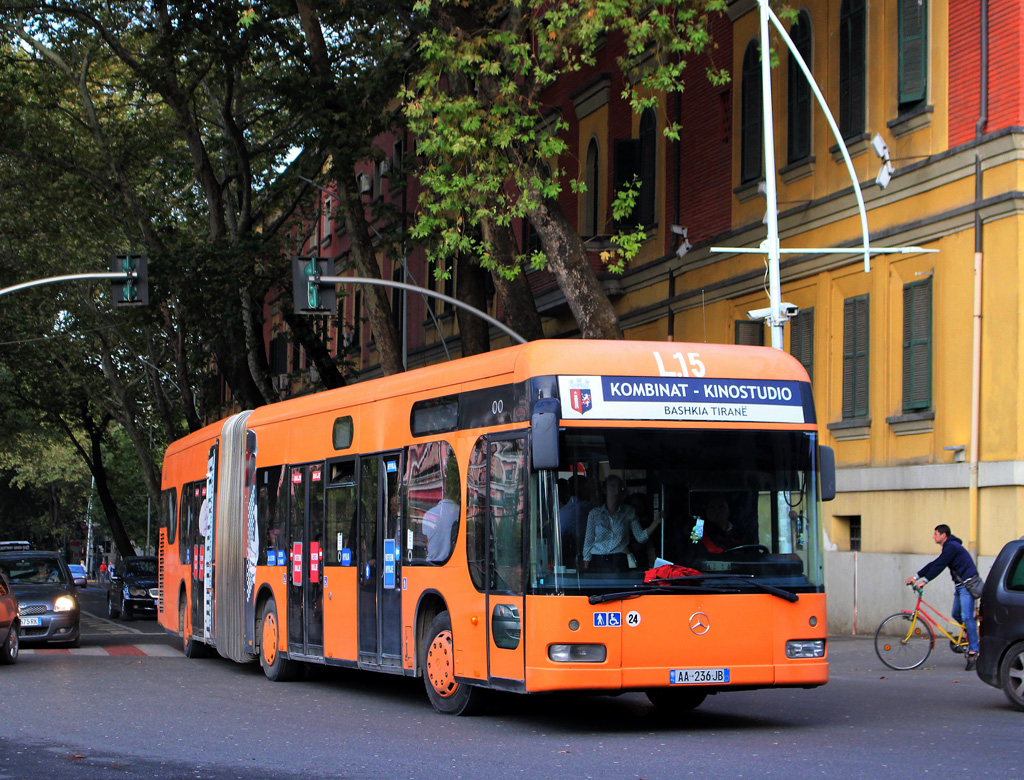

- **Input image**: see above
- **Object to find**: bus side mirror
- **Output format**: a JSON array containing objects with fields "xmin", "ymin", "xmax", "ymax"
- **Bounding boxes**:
[
  {"xmin": 819, "ymin": 445, "xmax": 836, "ymax": 502},
  {"xmin": 531, "ymin": 398, "xmax": 561, "ymax": 470}
]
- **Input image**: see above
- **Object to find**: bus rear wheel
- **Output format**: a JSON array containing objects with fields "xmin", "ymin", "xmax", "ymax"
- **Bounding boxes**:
[
  {"xmin": 260, "ymin": 599, "xmax": 299, "ymax": 682},
  {"xmin": 179, "ymin": 595, "xmax": 207, "ymax": 658},
  {"xmin": 645, "ymin": 687, "xmax": 708, "ymax": 711},
  {"xmin": 422, "ymin": 612, "xmax": 484, "ymax": 715}
]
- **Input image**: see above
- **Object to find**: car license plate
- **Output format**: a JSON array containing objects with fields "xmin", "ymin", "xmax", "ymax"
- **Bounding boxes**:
[
  {"xmin": 21, "ymin": 617, "xmax": 41, "ymax": 627},
  {"xmin": 670, "ymin": 668, "xmax": 730, "ymax": 684}
]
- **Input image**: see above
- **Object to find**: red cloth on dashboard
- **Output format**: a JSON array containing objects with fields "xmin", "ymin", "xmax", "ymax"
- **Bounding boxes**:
[{"xmin": 644, "ymin": 564, "xmax": 701, "ymax": 582}]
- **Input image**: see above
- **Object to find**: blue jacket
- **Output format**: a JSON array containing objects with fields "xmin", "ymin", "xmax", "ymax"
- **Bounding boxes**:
[{"xmin": 917, "ymin": 534, "xmax": 979, "ymax": 584}]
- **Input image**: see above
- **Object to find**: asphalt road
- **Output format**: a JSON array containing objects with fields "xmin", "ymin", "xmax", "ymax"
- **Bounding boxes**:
[{"xmin": 2, "ymin": 587, "xmax": 1021, "ymax": 780}]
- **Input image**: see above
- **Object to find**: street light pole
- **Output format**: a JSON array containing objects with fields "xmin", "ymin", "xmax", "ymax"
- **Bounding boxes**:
[
  {"xmin": 758, "ymin": 0, "xmax": 783, "ymax": 350},
  {"xmin": 713, "ymin": 0, "xmax": 936, "ymax": 351}
]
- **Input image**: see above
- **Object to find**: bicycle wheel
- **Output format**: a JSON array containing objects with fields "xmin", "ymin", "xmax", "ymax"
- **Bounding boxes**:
[{"xmin": 874, "ymin": 612, "xmax": 935, "ymax": 670}]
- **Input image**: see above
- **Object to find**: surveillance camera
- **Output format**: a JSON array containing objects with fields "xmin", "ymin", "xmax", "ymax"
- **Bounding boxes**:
[
  {"xmin": 871, "ymin": 133, "xmax": 890, "ymax": 160},
  {"xmin": 747, "ymin": 303, "xmax": 799, "ymax": 320}
]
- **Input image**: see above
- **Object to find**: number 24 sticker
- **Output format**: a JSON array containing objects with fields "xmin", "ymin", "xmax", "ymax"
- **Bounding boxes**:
[{"xmin": 626, "ymin": 611, "xmax": 641, "ymax": 627}]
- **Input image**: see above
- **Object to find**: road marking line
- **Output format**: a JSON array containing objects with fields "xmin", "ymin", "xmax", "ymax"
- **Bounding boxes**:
[
  {"xmin": 21, "ymin": 644, "xmax": 183, "ymax": 657},
  {"xmin": 81, "ymin": 610, "xmax": 145, "ymax": 634}
]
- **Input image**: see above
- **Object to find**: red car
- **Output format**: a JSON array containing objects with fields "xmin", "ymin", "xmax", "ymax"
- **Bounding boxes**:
[{"xmin": 0, "ymin": 572, "xmax": 18, "ymax": 664}]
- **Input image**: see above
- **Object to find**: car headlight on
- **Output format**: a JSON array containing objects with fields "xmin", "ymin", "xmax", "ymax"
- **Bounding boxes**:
[
  {"xmin": 54, "ymin": 595, "xmax": 77, "ymax": 612},
  {"xmin": 128, "ymin": 585, "xmax": 147, "ymax": 597}
]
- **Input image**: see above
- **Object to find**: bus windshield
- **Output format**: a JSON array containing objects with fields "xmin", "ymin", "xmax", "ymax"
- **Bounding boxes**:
[{"xmin": 529, "ymin": 428, "xmax": 824, "ymax": 595}]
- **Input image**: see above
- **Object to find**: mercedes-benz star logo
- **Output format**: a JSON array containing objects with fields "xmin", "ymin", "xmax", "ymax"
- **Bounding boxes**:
[{"xmin": 689, "ymin": 611, "xmax": 710, "ymax": 635}]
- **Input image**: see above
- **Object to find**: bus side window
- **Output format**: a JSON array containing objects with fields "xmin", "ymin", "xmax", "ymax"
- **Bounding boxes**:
[
  {"xmin": 466, "ymin": 439, "xmax": 488, "ymax": 590},
  {"xmin": 325, "ymin": 460, "xmax": 357, "ymax": 565},
  {"xmin": 257, "ymin": 466, "xmax": 286, "ymax": 566},
  {"xmin": 466, "ymin": 436, "xmax": 524, "ymax": 592},
  {"xmin": 405, "ymin": 441, "xmax": 460, "ymax": 565},
  {"xmin": 178, "ymin": 484, "xmax": 194, "ymax": 561},
  {"xmin": 489, "ymin": 439, "xmax": 524, "ymax": 593},
  {"xmin": 161, "ymin": 488, "xmax": 177, "ymax": 546}
]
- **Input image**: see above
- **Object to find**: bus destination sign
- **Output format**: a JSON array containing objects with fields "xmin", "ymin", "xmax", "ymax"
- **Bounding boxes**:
[{"xmin": 557, "ymin": 375, "xmax": 809, "ymax": 424}]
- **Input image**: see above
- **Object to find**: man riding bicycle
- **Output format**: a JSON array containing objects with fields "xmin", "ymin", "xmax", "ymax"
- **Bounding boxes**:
[{"xmin": 905, "ymin": 524, "xmax": 981, "ymax": 670}]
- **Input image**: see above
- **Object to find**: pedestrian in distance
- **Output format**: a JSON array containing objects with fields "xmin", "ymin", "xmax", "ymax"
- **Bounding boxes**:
[{"xmin": 905, "ymin": 524, "xmax": 981, "ymax": 670}]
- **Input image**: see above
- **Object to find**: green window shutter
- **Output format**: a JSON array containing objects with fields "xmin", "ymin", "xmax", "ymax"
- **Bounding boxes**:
[
  {"xmin": 839, "ymin": 0, "xmax": 866, "ymax": 139},
  {"xmin": 898, "ymin": 0, "xmax": 927, "ymax": 106},
  {"xmin": 741, "ymin": 41, "xmax": 763, "ymax": 184},
  {"xmin": 790, "ymin": 307, "xmax": 814, "ymax": 382},
  {"xmin": 842, "ymin": 295, "xmax": 869, "ymax": 418},
  {"xmin": 902, "ymin": 280, "xmax": 932, "ymax": 411},
  {"xmin": 787, "ymin": 11, "xmax": 813, "ymax": 163}
]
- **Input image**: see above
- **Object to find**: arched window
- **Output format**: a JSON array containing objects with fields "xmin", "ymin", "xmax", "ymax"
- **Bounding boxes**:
[
  {"xmin": 839, "ymin": 0, "xmax": 866, "ymax": 139},
  {"xmin": 787, "ymin": 10, "xmax": 813, "ymax": 163},
  {"xmin": 583, "ymin": 138, "xmax": 600, "ymax": 236},
  {"xmin": 638, "ymin": 108, "xmax": 657, "ymax": 226},
  {"xmin": 740, "ymin": 40, "xmax": 763, "ymax": 184}
]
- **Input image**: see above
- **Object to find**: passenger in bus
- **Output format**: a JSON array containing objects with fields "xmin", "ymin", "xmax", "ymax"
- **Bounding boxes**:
[
  {"xmin": 628, "ymin": 492, "xmax": 658, "ymax": 569},
  {"xmin": 423, "ymin": 497, "xmax": 460, "ymax": 562},
  {"xmin": 582, "ymin": 475, "xmax": 662, "ymax": 571},
  {"xmin": 558, "ymin": 475, "xmax": 593, "ymax": 566}
]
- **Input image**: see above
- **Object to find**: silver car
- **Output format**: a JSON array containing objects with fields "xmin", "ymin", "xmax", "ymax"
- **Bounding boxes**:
[{"xmin": 0, "ymin": 552, "xmax": 80, "ymax": 647}]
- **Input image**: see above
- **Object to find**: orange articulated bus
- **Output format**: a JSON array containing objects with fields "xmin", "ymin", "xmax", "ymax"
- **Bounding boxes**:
[{"xmin": 157, "ymin": 339, "xmax": 835, "ymax": 714}]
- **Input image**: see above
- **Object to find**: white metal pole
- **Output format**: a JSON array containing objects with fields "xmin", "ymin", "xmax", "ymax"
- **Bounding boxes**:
[
  {"xmin": 765, "ymin": 4, "xmax": 872, "ymax": 272},
  {"xmin": 758, "ymin": 0, "xmax": 784, "ymax": 350}
]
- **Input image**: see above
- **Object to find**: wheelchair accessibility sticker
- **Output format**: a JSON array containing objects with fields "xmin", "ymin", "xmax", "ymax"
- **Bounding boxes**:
[{"xmin": 593, "ymin": 612, "xmax": 621, "ymax": 627}]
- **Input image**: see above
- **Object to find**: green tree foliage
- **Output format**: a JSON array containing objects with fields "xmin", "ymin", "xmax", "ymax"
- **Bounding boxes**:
[{"xmin": 403, "ymin": 0, "xmax": 728, "ymax": 338}]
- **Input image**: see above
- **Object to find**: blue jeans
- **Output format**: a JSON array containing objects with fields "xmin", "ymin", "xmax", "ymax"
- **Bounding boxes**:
[{"xmin": 952, "ymin": 584, "xmax": 979, "ymax": 653}]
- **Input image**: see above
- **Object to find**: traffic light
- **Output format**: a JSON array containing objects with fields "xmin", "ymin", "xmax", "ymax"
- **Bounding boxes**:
[
  {"xmin": 110, "ymin": 254, "xmax": 149, "ymax": 306},
  {"xmin": 292, "ymin": 257, "xmax": 337, "ymax": 315}
]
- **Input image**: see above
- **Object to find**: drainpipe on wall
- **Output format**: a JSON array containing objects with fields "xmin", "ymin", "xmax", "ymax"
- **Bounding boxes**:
[{"xmin": 969, "ymin": 0, "xmax": 989, "ymax": 561}]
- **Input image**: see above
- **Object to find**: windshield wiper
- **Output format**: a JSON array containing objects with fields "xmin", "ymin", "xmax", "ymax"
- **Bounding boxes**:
[{"xmin": 588, "ymin": 574, "xmax": 799, "ymax": 604}]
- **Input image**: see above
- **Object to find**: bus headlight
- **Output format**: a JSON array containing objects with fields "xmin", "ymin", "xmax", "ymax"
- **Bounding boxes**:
[
  {"xmin": 786, "ymin": 639, "xmax": 825, "ymax": 658},
  {"xmin": 548, "ymin": 644, "xmax": 607, "ymax": 663}
]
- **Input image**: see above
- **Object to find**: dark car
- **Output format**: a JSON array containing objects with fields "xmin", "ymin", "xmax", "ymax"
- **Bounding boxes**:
[
  {"xmin": 0, "ymin": 572, "xmax": 18, "ymax": 664},
  {"xmin": 68, "ymin": 564, "xmax": 88, "ymax": 588},
  {"xmin": 977, "ymin": 536, "xmax": 1024, "ymax": 710},
  {"xmin": 107, "ymin": 556, "xmax": 158, "ymax": 621},
  {"xmin": 0, "ymin": 551, "xmax": 80, "ymax": 647}
]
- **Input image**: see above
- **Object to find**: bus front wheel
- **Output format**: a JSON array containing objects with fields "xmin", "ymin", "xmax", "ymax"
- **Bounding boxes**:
[
  {"xmin": 645, "ymin": 687, "xmax": 708, "ymax": 711},
  {"xmin": 422, "ymin": 612, "xmax": 484, "ymax": 715},
  {"xmin": 260, "ymin": 599, "xmax": 299, "ymax": 682}
]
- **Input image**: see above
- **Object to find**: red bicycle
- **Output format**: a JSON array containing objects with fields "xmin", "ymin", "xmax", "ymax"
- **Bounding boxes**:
[{"xmin": 874, "ymin": 584, "xmax": 969, "ymax": 670}]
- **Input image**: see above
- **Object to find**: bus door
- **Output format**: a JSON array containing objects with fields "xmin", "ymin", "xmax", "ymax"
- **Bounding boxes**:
[
  {"xmin": 286, "ymin": 462, "xmax": 326, "ymax": 659},
  {"xmin": 484, "ymin": 435, "xmax": 526, "ymax": 687},
  {"xmin": 181, "ymin": 480, "xmax": 203, "ymax": 638},
  {"xmin": 357, "ymin": 451, "xmax": 403, "ymax": 669},
  {"xmin": 191, "ymin": 444, "xmax": 217, "ymax": 645}
]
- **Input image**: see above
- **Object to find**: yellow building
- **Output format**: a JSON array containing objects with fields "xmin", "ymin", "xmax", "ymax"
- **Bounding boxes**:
[
  {"xmin": 604, "ymin": 0, "xmax": 1020, "ymax": 632},
  {"xmin": 309, "ymin": 0, "xmax": 1018, "ymax": 633}
]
